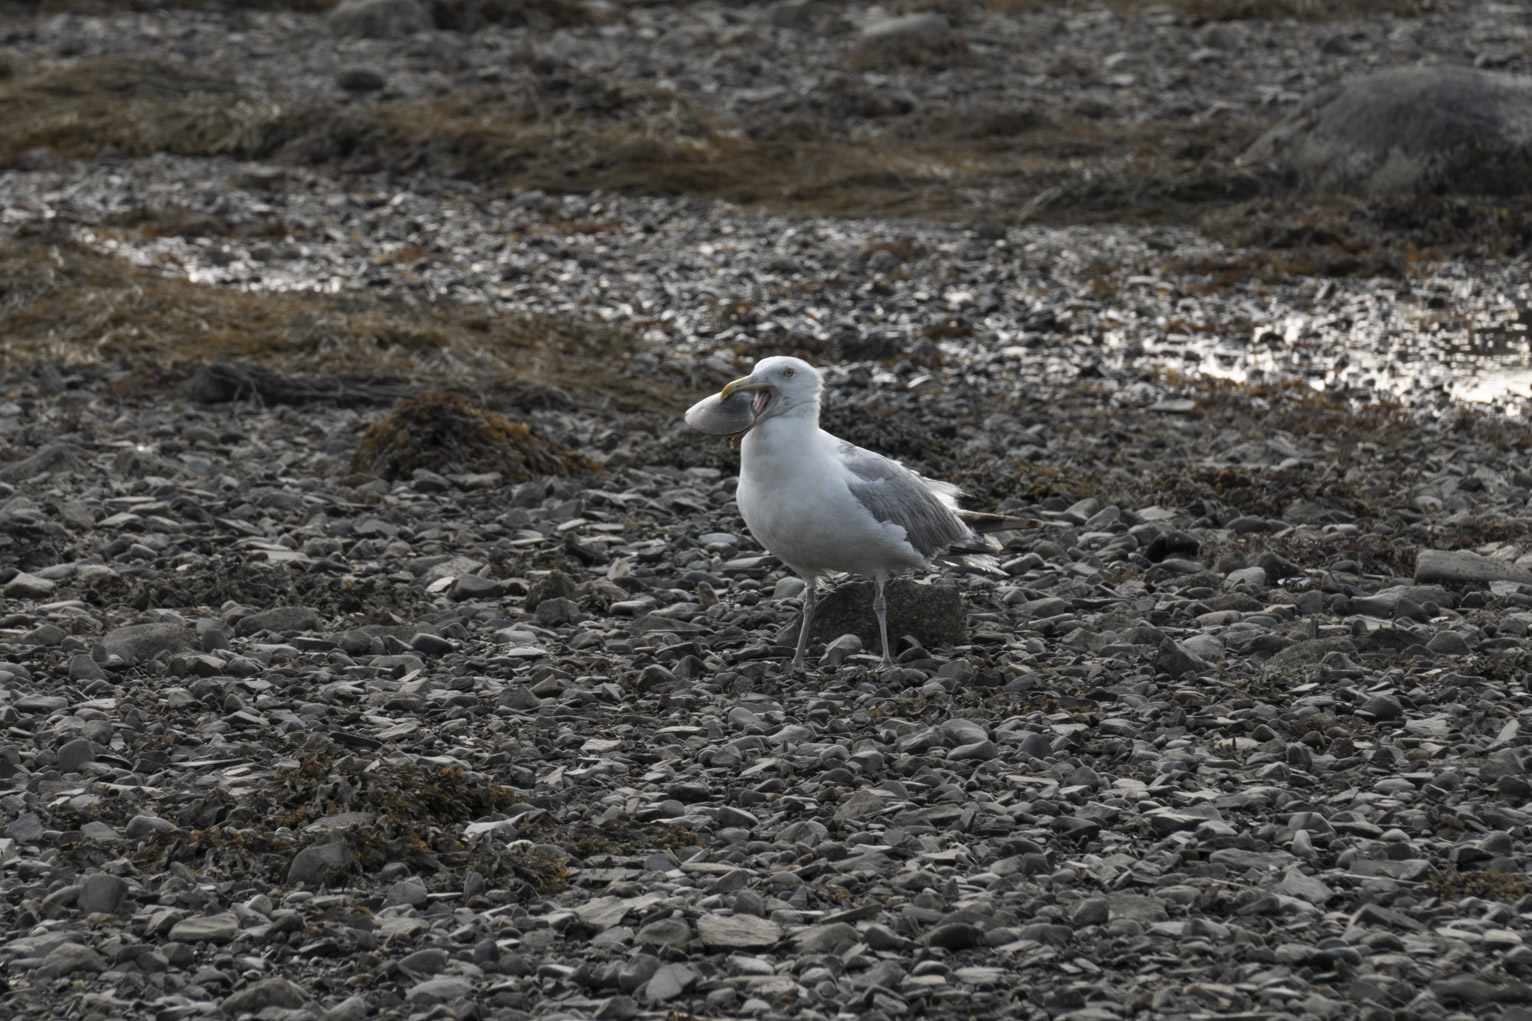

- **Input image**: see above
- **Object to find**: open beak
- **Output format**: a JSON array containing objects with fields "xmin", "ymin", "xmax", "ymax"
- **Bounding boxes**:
[{"xmin": 721, "ymin": 374, "xmax": 766, "ymax": 401}]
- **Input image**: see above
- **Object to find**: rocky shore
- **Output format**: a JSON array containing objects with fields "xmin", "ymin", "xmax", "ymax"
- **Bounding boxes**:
[{"xmin": 2, "ymin": 2, "xmax": 1532, "ymax": 1020}]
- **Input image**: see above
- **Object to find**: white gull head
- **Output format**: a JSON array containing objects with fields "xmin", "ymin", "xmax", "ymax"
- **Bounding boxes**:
[{"xmin": 720, "ymin": 355, "xmax": 823, "ymax": 425}]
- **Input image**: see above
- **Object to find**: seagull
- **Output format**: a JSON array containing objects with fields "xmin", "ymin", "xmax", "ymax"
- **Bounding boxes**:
[{"xmin": 718, "ymin": 356, "xmax": 1018, "ymax": 672}]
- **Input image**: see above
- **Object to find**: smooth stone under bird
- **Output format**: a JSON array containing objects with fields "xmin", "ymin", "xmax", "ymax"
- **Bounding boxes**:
[{"xmin": 695, "ymin": 355, "xmax": 1020, "ymax": 671}]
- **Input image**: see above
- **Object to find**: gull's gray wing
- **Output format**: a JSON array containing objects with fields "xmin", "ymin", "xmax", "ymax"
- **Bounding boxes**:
[{"xmin": 839, "ymin": 442, "xmax": 971, "ymax": 560}]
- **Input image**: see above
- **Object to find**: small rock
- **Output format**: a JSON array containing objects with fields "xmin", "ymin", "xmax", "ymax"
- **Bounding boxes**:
[
  {"xmin": 820, "ymin": 633, "xmax": 863, "ymax": 668},
  {"xmin": 398, "ymin": 948, "xmax": 449, "ymax": 977},
  {"xmin": 795, "ymin": 922, "xmax": 859, "ymax": 953},
  {"xmin": 168, "ymin": 913, "xmax": 239, "ymax": 944},
  {"xmin": 697, "ymin": 914, "xmax": 782, "ymax": 950},
  {"xmin": 3, "ymin": 571, "xmax": 55, "ymax": 598},
  {"xmin": 79, "ymin": 873, "xmax": 129, "ymax": 914},
  {"xmin": 101, "ymin": 622, "xmax": 198, "ymax": 664},
  {"xmin": 857, "ymin": 12, "xmax": 951, "ymax": 50},
  {"xmin": 1425, "ymin": 631, "xmax": 1472, "ymax": 656},
  {"xmin": 643, "ymin": 963, "xmax": 698, "ymax": 1004},
  {"xmin": 1154, "ymin": 637, "xmax": 1212, "ymax": 677},
  {"xmin": 940, "ymin": 719, "xmax": 987, "ymax": 745},
  {"xmin": 385, "ymin": 877, "xmax": 430, "ymax": 908},
  {"xmin": 406, "ymin": 975, "xmax": 473, "ymax": 1005},
  {"xmin": 1362, "ymin": 694, "xmax": 1405, "ymax": 721},
  {"xmin": 68, "ymin": 654, "xmax": 106, "ymax": 682},
  {"xmin": 6, "ymin": 812, "xmax": 45, "ymax": 841},
  {"xmin": 337, "ymin": 66, "xmax": 386, "ymax": 92},
  {"xmin": 1414, "ymin": 548, "xmax": 1532, "ymax": 587},
  {"xmin": 222, "ymin": 977, "xmax": 310, "ymax": 1014},
  {"xmin": 635, "ymin": 917, "xmax": 692, "ymax": 949},
  {"xmin": 1069, "ymin": 897, "xmax": 1110, "ymax": 926},
  {"xmin": 926, "ymin": 922, "xmax": 984, "ymax": 950},
  {"xmin": 1224, "ymin": 566, "xmax": 1267, "ymax": 588},
  {"xmin": 42, "ymin": 942, "xmax": 107, "ymax": 975},
  {"xmin": 410, "ymin": 632, "xmax": 455, "ymax": 656},
  {"xmin": 236, "ymin": 606, "xmax": 320, "ymax": 635},
  {"xmin": 287, "ymin": 842, "xmax": 357, "ymax": 886},
  {"xmin": 322, "ymin": 995, "xmax": 372, "ymax": 1021},
  {"xmin": 57, "ymin": 737, "xmax": 97, "ymax": 773}
]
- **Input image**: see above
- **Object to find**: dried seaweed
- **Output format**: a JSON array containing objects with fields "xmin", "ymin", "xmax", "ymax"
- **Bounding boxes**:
[
  {"xmin": 0, "ymin": 229, "xmax": 678, "ymax": 411},
  {"xmin": 351, "ymin": 390, "xmax": 594, "ymax": 481}
]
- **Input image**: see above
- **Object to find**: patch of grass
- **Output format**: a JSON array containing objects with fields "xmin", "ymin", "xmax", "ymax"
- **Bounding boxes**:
[{"xmin": 0, "ymin": 229, "xmax": 679, "ymax": 411}]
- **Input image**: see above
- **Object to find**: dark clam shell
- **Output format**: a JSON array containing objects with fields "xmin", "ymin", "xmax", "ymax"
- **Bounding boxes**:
[{"xmin": 684, "ymin": 390, "xmax": 757, "ymax": 436}]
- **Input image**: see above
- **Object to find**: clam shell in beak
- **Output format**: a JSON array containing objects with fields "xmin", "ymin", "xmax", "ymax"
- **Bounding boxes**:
[{"xmin": 685, "ymin": 390, "xmax": 757, "ymax": 436}]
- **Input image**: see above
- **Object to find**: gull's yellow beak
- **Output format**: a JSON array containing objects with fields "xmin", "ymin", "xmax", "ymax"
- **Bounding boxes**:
[{"xmin": 721, "ymin": 374, "xmax": 766, "ymax": 401}]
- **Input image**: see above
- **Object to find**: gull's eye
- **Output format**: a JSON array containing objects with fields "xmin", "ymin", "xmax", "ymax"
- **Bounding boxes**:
[{"xmin": 782, "ymin": 367, "xmax": 795, "ymax": 378}]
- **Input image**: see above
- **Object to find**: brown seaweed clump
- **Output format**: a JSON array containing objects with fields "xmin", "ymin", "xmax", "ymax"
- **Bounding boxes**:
[{"xmin": 351, "ymin": 390, "xmax": 591, "ymax": 481}]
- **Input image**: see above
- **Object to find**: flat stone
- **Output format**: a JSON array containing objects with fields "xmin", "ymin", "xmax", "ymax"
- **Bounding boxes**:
[
  {"xmin": 398, "ymin": 948, "xmax": 449, "ymax": 977},
  {"xmin": 41, "ymin": 941, "xmax": 107, "ymax": 975},
  {"xmin": 168, "ymin": 913, "xmax": 239, "ymax": 944},
  {"xmin": 236, "ymin": 606, "xmax": 321, "ymax": 635},
  {"xmin": 3, "ymin": 571, "xmax": 55, "ymax": 598},
  {"xmin": 222, "ymin": 977, "xmax": 310, "ymax": 1014},
  {"xmin": 101, "ymin": 623, "xmax": 198, "ymax": 664},
  {"xmin": 321, "ymin": 995, "xmax": 371, "ymax": 1021},
  {"xmin": 1414, "ymin": 549, "xmax": 1532, "ymax": 587},
  {"xmin": 858, "ymin": 12, "xmax": 950, "ymax": 47},
  {"xmin": 643, "ymin": 963, "xmax": 698, "ymax": 1004},
  {"xmin": 697, "ymin": 914, "xmax": 782, "ymax": 950},
  {"xmin": 406, "ymin": 975, "xmax": 473, "ymax": 1004}
]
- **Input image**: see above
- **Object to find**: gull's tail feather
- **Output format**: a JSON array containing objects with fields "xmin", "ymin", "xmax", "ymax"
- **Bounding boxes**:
[
  {"xmin": 940, "ymin": 550, "xmax": 1007, "ymax": 575},
  {"xmin": 958, "ymin": 510, "xmax": 1040, "ymax": 533}
]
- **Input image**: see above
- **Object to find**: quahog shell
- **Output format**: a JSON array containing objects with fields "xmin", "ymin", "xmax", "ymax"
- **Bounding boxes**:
[{"xmin": 685, "ymin": 390, "xmax": 757, "ymax": 436}]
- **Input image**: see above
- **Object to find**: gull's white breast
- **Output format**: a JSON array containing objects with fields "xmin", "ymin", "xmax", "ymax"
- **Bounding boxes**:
[{"xmin": 737, "ymin": 418, "xmax": 926, "ymax": 578}]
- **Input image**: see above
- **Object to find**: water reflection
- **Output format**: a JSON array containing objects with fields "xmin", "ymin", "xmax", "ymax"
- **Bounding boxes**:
[{"xmin": 1114, "ymin": 269, "xmax": 1532, "ymax": 410}]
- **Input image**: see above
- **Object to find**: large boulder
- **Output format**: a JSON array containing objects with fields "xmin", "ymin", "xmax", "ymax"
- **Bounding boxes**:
[
  {"xmin": 327, "ymin": 0, "xmax": 432, "ymax": 38},
  {"xmin": 781, "ymin": 578, "xmax": 966, "ymax": 653},
  {"xmin": 1243, "ymin": 65, "xmax": 1532, "ymax": 197}
]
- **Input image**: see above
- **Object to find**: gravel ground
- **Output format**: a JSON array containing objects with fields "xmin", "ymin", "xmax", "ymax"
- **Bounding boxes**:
[{"xmin": 3, "ymin": 2, "xmax": 1532, "ymax": 1021}]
